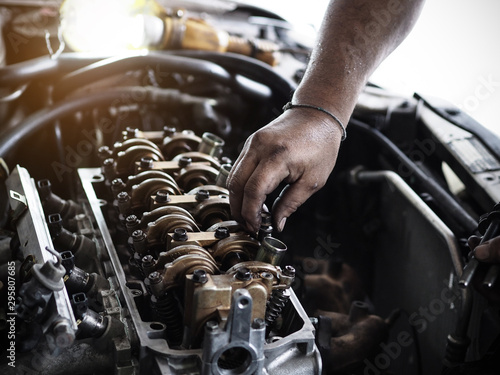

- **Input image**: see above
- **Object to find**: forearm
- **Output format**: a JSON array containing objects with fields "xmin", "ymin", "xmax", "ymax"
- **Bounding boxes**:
[
  {"xmin": 227, "ymin": 0, "xmax": 425, "ymax": 233},
  {"xmin": 294, "ymin": 0, "xmax": 425, "ymax": 124}
]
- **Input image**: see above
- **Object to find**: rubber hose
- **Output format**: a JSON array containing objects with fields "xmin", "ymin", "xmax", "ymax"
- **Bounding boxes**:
[
  {"xmin": 349, "ymin": 118, "xmax": 477, "ymax": 234},
  {"xmin": 167, "ymin": 50, "xmax": 296, "ymax": 100},
  {"xmin": 0, "ymin": 53, "xmax": 107, "ymax": 87},
  {"xmin": 52, "ymin": 52, "xmax": 271, "ymax": 101},
  {"xmin": 0, "ymin": 86, "xmax": 198, "ymax": 162}
]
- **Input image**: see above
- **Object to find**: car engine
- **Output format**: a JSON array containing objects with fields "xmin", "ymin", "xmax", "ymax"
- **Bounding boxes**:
[{"xmin": 0, "ymin": 1, "xmax": 500, "ymax": 375}]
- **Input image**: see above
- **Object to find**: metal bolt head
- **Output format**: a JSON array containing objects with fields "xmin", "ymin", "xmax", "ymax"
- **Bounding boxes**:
[
  {"xmin": 97, "ymin": 146, "xmax": 112, "ymax": 158},
  {"xmin": 148, "ymin": 271, "xmax": 162, "ymax": 284},
  {"xmin": 132, "ymin": 230, "xmax": 145, "ymax": 242},
  {"xmin": 283, "ymin": 265, "xmax": 295, "ymax": 277},
  {"xmin": 236, "ymin": 267, "xmax": 251, "ymax": 281},
  {"xmin": 142, "ymin": 255, "xmax": 154, "ymax": 267},
  {"xmin": 214, "ymin": 227, "xmax": 230, "ymax": 239},
  {"xmin": 178, "ymin": 156, "xmax": 192, "ymax": 168},
  {"xmin": 163, "ymin": 126, "xmax": 176, "ymax": 137},
  {"xmin": 111, "ymin": 178, "xmax": 125, "ymax": 188},
  {"xmin": 155, "ymin": 189, "xmax": 170, "ymax": 203},
  {"xmin": 206, "ymin": 320, "xmax": 218, "ymax": 331},
  {"xmin": 252, "ymin": 318, "xmax": 265, "ymax": 329},
  {"xmin": 126, "ymin": 127, "xmax": 137, "ymax": 136},
  {"xmin": 53, "ymin": 320, "xmax": 75, "ymax": 348},
  {"xmin": 140, "ymin": 157, "xmax": 154, "ymax": 169},
  {"xmin": 173, "ymin": 228, "xmax": 188, "ymax": 241},
  {"xmin": 126, "ymin": 215, "xmax": 139, "ymax": 225},
  {"xmin": 261, "ymin": 212, "xmax": 272, "ymax": 226},
  {"xmin": 195, "ymin": 189, "xmax": 210, "ymax": 202},
  {"xmin": 192, "ymin": 269, "xmax": 208, "ymax": 284},
  {"xmin": 117, "ymin": 191, "xmax": 130, "ymax": 203},
  {"xmin": 103, "ymin": 158, "xmax": 114, "ymax": 167}
]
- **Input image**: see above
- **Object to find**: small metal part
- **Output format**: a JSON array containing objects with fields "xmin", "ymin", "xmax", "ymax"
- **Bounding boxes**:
[
  {"xmin": 206, "ymin": 320, "xmax": 219, "ymax": 332},
  {"xmin": 458, "ymin": 258, "xmax": 479, "ymax": 288},
  {"xmin": 125, "ymin": 127, "xmax": 138, "ymax": 138},
  {"xmin": 148, "ymin": 271, "xmax": 162, "ymax": 285},
  {"xmin": 178, "ymin": 156, "xmax": 192, "ymax": 168},
  {"xmin": 140, "ymin": 157, "xmax": 154, "ymax": 170},
  {"xmin": 255, "ymin": 236, "xmax": 287, "ymax": 266},
  {"xmin": 192, "ymin": 269, "xmax": 208, "ymax": 284},
  {"xmin": 155, "ymin": 189, "xmax": 171, "ymax": 203},
  {"xmin": 102, "ymin": 158, "xmax": 115, "ymax": 180},
  {"xmin": 195, "ymin": 189, "xmax": 210, "ymax": 202},
  {"xmin": 252, "ymin": 318, "xmax": 265, "ymax": 330},
  {"xmin": 125, "ymin": 215, "xmax": 140, "ymax": 235},
  {"xmin": 214, "ymin": 226, "xmax": 230, "ymax": 239},
  {"xmin": 173, "ymin": 228, "xmax": 188, "ymax": 241},
  {"xmin": 97, "ymin": 146, "xmax": 112, "ymax": 160},
  {"xmin": 116, "ymin": 191, "xmax": 131, "ymax": 215},
  {"xmin": 142, "ymin": 255, "xmax": 155, "ymax": 268},
  {"xmin": 117, "ymin": 191, "xmax": 130, "ymax": 202},
  {"xmin": 198, "ymin": 132, "xmax": 224, "ymax": 158},
  {"xmin": 132, "ymin": 230, "xmax": 147, "ymax": 254},
  {"xmin": 111, "ymin": 178, "xmax": 126, "ymax": 195},
  {"xmin": 258, "ymin": 212, "xmax": 273, "ymax": 241},
  {"xmin": 279, "ymin": 265, "xmax": 295, "ymax": 287},
  {"xmin": 236, "ymin": 267, "xmax": 251, "ymax": 281},
  {"xmin": 215, "ymin": 163, "xmax": 231, "ymax": 188},
  {"xmin": 52, "ymin": 319, "xmax": 76, "ymax": 348},
  {"xmin": 283, "ymin": 265, "xmax": 296, "ymax": 277},
  {"xmin": 163, "ymin": 126, "xmax": 176, "ymax": 137},
  {"xmin": 483, "ymin": 265, "xmax": 500, "ymax": 288}
]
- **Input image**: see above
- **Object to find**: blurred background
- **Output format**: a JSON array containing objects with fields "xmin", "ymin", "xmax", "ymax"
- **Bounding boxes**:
[{"xmin": 249, "ymin": 0, "xmax": 500, "ymax": 137}]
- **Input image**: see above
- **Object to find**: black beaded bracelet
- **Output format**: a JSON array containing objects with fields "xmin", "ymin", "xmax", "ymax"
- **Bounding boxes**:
[{"xmin": 282, "ymin": 102, "xmax": 347, "ymax": 141}]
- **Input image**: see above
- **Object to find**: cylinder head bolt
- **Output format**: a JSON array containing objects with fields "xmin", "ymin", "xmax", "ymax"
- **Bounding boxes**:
[
  {"xmin": 125, "ymin": 215, "xmax": 140, "ymax": 235},
  {"xmin": 155, "ymin": 189, "xmax": 170, "ymax": 203},
  {"xmin": 214, "ymin": 226, "xmax": 230, "ymax": 239},
  {"xmin": 140, "ymin": 157, "xmax": 154, "ymax": 170},
  {"xmin": 192, "ymin": 269, "xmax": 208, "ymax": 284},
  {"xmin": 195, "ymin": 189, "xmax": 210, "ymax": 202},
  {"xmin": 173, "ymin": 228, "xmax": 188, "ymax": 241},
  {"xmin": 116, "ymin": 191, "xmax": 131, "ymax": 215},
  {"xmin": 178, "ymin": 156, "xmax": 192, "ymax": 168}
]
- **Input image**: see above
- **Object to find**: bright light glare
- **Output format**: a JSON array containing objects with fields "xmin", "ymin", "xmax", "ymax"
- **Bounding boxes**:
[{"xmin": 60, "ymin": 0, "xmax": 163, "ymax": 53}]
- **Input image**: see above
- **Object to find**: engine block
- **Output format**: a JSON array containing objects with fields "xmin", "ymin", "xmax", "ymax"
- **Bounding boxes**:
[{"xmin": 7, "ymin": 127, "xmax": 320, "ymax": 375}]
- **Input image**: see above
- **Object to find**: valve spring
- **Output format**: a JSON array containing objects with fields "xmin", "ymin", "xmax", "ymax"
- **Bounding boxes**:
[
  {"xmin": 265, "ymin": 288, "xmax": 290, "ymax": 327},
  {"xmin": 152, "ymin": 292, "xmax": 183, "ymax": 345}
]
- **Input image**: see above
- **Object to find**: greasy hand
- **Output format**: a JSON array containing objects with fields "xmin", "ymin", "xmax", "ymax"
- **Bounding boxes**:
[
  {"xmin": 227, "ymin": 109, "xmax": 343, "ymax": 233},
  {"xmin": 469, "ymin": 235, "xmax": 500, "ymax": 263}
]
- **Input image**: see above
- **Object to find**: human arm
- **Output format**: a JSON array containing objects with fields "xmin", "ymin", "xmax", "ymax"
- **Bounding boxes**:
[{"xmin": 227, "ymin": 0, "xmax": 426, "ymax": 233}]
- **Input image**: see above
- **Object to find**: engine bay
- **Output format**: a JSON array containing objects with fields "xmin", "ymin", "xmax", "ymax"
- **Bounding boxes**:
[{"xmin": 1, "ymin": 1, "xmax": 500, "ymax": 375}]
